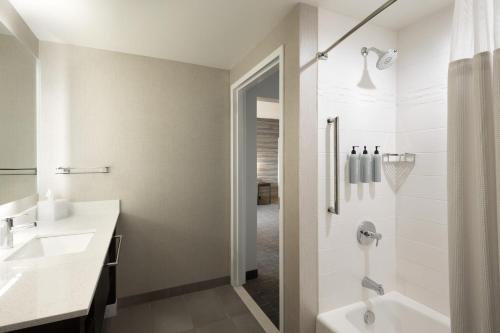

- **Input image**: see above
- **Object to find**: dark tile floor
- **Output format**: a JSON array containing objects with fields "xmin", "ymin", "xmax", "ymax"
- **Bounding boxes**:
[
  {"xmin": 244, "ymin": 204, "xmax": 279, "ymax": 328},
  {"xmin": 104, "ymin": 286, "xmax": 265, "ymax": 333}
]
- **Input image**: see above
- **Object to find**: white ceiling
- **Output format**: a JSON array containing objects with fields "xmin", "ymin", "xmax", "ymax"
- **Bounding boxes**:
[
  {"xmin": 313, "ymin": 0, "xmax": 454, "ymax": 31},
  {"xmin": 9, "ymin": 0, "xmax": 453, "ymax": 69}
]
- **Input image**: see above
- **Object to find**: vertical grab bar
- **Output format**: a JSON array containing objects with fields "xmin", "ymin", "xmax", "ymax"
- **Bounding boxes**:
[{"xmin": 327, "ymin": 117, "xmax": 339, "ymax": 214}]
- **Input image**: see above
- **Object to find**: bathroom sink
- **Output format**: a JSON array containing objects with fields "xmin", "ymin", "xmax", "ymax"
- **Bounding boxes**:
[{"xmin": 5, "ymin": 232, "xmax": 94, "ymax": 261}]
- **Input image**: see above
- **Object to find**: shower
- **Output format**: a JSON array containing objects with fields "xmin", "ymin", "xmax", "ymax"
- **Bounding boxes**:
[{"xmin": 361, "ymin": 47, "xmax": 398, "ymax": 70}]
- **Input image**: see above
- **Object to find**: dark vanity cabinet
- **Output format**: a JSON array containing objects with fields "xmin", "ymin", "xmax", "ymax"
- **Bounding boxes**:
[
  {"xmin": 11, "ymin": 231, "xmax": 121, "ymax": 333},
  {"xmin": 85, "ymin": 232, "xmax": 120, "ymax": 333}
]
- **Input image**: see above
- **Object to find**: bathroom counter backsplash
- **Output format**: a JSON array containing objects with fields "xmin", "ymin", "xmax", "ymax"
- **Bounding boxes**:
[{"xmin": 0, "ymin": 200, "xmax": 120, "ymax": 332}]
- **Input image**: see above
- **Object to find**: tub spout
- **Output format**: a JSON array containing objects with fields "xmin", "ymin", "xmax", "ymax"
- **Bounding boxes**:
[{"xmin": 362, "ymin": 276, "xmax": 384, "ymax": 295}]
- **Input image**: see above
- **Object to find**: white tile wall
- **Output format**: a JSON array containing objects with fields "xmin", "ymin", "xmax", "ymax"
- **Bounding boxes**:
[
  {"xmin": 317, "ymin": 6, "xmax": 453, "ymax": 315},
  {"xmin": 318, "ymin": 8, "xmax": 397, "ymax": 312},
  {"xmin": 395, "ymin": 7, "xmax": 453, "ymax": 316}
]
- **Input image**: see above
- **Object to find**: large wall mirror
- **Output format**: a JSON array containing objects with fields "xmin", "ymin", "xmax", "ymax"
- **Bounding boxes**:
[{"xmin": 0, "ymin": 21, "xmax": 37, "ymax": 206}]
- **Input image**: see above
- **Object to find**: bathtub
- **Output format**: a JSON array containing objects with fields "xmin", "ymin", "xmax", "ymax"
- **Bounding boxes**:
[{"xmin": 316, "ymin": 292, "xmax": 450, "ymax": 333}]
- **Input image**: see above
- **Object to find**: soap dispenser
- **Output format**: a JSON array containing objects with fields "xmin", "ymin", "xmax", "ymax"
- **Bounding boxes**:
[
  {"xmin": 360, "ymin": 146, "xmax": 372, "ymax": 183},
  {"xmin": 349, "ymin": 146, "xmax": 360, "ymax": 184},
  {"xmin": 372, "ymin": 146, "xmax": 382, "ymax": 182}
]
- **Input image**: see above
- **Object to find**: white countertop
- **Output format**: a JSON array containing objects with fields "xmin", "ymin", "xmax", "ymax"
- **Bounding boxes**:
[{"xmin": 0, "ymin": 200, "xmax": 120, "ymax": 332}]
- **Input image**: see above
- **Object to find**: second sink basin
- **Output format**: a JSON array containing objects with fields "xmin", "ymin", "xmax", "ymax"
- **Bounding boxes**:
[{"xmin": 5, "ymin": 232, "xmax": 94, "ymax": 261}]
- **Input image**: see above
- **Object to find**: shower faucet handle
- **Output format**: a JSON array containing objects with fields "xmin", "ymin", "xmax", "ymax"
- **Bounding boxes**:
[
  {"xmin": 362, "ymin": 230, "xmax": 382, "ymax": 246},
  {"xmin": 357, "ymin": 221, "xmax": 382, "ymax": 247}
]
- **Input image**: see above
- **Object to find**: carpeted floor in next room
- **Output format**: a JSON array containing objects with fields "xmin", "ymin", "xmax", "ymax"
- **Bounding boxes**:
[{"xmin": 243, "ymin": 203, "xmax": 280, "ymax": 328}]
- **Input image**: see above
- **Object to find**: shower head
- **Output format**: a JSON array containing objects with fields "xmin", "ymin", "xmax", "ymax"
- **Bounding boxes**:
[
  {"xmin": 361, "ymin": 47, "xmax": 398, "ymax": 70},
  {"xmin": 376, "ymin": 48, "xmax": 398, "ymax": 69}
]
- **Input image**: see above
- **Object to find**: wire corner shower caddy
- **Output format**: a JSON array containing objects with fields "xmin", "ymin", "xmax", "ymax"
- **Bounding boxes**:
[{"xmin": 382, "ymin": 153, "xmax": 416, "ymax": 192}]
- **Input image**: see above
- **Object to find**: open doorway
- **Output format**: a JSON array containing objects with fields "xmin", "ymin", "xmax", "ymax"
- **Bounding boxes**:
[
  {"xmin": 230, "ymin": 47, "xmax": 283, "ymax": 332},
  {"xmin": 246, "ymin": 87, "xmax": 280, "ymax": 328}
]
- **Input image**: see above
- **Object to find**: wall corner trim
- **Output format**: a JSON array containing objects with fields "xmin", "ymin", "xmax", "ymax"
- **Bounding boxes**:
[{"xmin": 0, "ymin": 0, "xmax": 39, "ymax": 57}]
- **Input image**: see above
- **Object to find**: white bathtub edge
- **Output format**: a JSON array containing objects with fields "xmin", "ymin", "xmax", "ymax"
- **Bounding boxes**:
[{"xmin": 316, "ymin": 291, "xmax": 450, "ymax": 333}]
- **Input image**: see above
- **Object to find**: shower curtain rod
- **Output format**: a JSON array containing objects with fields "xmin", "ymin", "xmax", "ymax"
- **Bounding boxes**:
[{"xmin": 317, "ymin": 0, "xmax": 399, "ymax": 59}]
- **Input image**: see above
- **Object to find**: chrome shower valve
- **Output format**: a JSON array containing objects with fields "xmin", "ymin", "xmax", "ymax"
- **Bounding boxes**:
[{"xmin": 357, "ymin": 221, "xmax": 382, "ymax": 246}]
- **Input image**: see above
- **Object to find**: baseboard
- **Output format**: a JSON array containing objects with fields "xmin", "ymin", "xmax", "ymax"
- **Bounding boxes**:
[
  {"xmin": 246, "ymin": 269, "xmax": 258, "ymax": 280},
  {"xmin": 118, "ymin": 276, "xmax": 230, "ymax": 309},
  {"xmin": 104, "ymin": 302, "xmax": 117, "ymax": 318}
]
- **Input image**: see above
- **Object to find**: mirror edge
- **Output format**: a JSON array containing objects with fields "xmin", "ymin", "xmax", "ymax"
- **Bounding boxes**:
[{"xmin": 0, "ymin": 1, "xmax": 40, "ymax": 212}]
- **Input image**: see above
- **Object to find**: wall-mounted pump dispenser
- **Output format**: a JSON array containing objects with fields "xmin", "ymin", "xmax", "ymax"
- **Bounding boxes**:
[
  {"xmin": 372, "ymin": 146, "xmax": 381, "ymax": 182},
  {"xmin": 349, "ymin": 146, "xmax": 360, "ymax": 184},
  {"xmin": 360, "ymin": 146, "xmax": 372, "ymax": 183}
]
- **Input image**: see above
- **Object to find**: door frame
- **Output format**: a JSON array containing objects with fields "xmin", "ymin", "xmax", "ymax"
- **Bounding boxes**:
[{"xmin": 230, "ymin": 45, "xmax": 284, "ymax": 331}]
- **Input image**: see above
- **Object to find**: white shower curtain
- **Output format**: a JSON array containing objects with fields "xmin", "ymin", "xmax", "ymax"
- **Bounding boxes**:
[{"xmin": 448, "ymin": 0, "xmax": 500, "ymax": 332}]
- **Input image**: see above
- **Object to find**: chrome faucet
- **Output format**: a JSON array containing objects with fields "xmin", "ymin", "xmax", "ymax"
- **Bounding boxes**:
[
  {"xmin": 0, "ymin": 217, "xmax": 37, "ymax": 249},
  {"xmin": 362, "ymin": 276, "xmax": 384, "ymax": 295},
  {"xmin": 357, "ymin": 221, "xmax": 382, "ymax": 246}
]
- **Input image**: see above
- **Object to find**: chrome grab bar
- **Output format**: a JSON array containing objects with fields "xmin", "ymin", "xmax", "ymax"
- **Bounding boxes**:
[
  {"xmin": 56, "ymin": 166, "xmax": 110, "ymax": 174},
  {"xmin": 106, "ymin": 235, "xmax": 122, "ymax": 267},
  {"xmin": 327, "ymin": 117, "xmax": 339, "ymax": 215}
]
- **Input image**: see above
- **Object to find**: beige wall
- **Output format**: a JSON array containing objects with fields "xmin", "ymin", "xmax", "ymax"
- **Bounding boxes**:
[
  {"xmin": 230, "ymin": 4, "xmax": 318, "ymax": 332},
  {"xmin": 38, "ymin": 41, "xmax": 230, "ymax": 298},
  {"xmin": 0, "ymin": 0, "xmax": 38, "ymax": 57},
  {"xmin": 298, "ymin": 5, "xmax": 319, "ymax": 332},
  {"xmin": 0, "ymin": 33, "xmax": 37, "ymax": 205}
]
